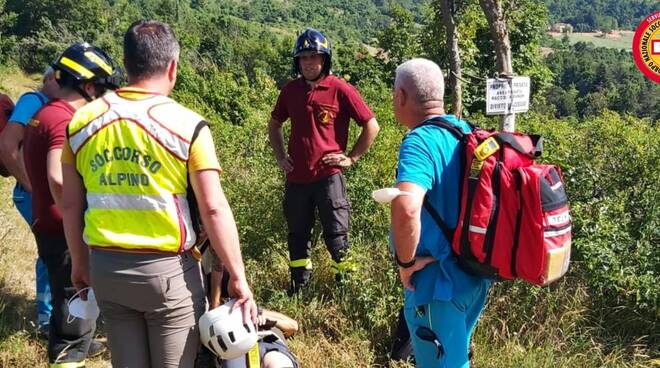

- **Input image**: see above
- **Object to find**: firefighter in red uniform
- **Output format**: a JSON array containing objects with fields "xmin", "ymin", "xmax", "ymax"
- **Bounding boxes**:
[{"xmin": 268, "ymin": 28, "xmax": 380, "ymax": 293}]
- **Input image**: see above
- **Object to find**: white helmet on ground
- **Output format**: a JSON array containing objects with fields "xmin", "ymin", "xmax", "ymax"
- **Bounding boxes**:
[{"xmin": 199, "ymin": 299, "xmax": 258, "ymax": 360}]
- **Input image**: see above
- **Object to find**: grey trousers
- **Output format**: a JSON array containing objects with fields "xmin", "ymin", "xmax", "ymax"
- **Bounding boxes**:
[{"xmin": 90, "ymin": 249, "xmax": 206, "ymax": 368}]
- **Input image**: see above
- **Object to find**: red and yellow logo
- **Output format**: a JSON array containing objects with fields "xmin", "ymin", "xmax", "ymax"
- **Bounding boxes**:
[
  {"xmin": 633, "ymin": 10, "xmax": 660, "ymax": 83},
  {"xmin": 319, "ymin": 109, "xmax": 333, "ymax": 124}
]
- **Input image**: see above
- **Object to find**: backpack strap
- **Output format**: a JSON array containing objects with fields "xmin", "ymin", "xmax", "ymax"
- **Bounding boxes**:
[
  {"xmin": 186, "ymin": 120, "xmax": 210, "ymax": 243},
  {"xmin": 23, "ymin": 91, "xmax": 47, "ymax": 105},
  {"xmin": 423, "ymin": 200, "xmax": 454, "ymax": 243},
  {"xmin": 496, "ymin": 132, "xmax": 543, "ymax": 158},
  {"xmin": 412, "ymin": 116, "xmax": 470, "ymax": 244},
  {"xmin": 413, "ymin": 115, "xmax": 466, "ymax": 140},
  {"xmin": 191, "ymin": 119, "xmax": 209, "ymax": 144}
]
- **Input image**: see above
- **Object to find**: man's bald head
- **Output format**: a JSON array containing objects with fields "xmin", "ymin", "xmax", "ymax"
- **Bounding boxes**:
[{"xmin": 394, "ymin": 58, "xmax": 445, "ymax": 105}]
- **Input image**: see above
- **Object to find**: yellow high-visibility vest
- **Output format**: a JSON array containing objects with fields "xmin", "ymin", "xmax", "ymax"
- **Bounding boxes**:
[{"xmin": 67, "ymin": 88, "xmax": 206, "ymax": 253}]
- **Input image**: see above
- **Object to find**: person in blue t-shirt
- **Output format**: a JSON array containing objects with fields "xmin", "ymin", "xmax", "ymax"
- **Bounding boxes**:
[
  {"xmin": 389, "ymin": 58, "xmax": 491, "ymax": 368},
  {"xmin": 0, "ymin": 67, "xmax": 59, "ymax": 336}
]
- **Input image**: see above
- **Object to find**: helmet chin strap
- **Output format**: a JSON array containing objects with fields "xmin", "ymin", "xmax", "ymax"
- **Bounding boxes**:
[
  {"xmin": 75, "ymin": 84, "xmax": 105, "ymax": 102},
  {"xmin": 75, "ymin": 84, "xmax": 94, "ymax": 102}
]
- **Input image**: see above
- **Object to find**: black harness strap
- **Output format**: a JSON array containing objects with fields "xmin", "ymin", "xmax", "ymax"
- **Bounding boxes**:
[
  {"xmin": 186, "ymin": 120, "xmax": 211, "ymax": 243},
  {"xmin": 410, "ymin": 116, "xmax": 468, "ymax": 244}
]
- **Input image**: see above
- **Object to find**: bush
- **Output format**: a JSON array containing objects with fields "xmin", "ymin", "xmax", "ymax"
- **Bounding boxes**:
[
  {"xmin": 199, "ymin": 79, "xmax": 659, "ymax": 363},
  {"xmin": 517, "ymin": 112, "xmax": 659, "ymax": 345}
]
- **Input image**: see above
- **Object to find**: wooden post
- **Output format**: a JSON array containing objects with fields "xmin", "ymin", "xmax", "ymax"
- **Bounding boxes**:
[{"xmin": 479, "ymin": 0, "xmax": 515, "ymax": 132}]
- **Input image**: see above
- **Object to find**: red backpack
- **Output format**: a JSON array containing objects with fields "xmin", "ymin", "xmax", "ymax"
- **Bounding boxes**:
[{"xmin": 419, "ymin": 117, "xmax": 571, "ymax": 286}]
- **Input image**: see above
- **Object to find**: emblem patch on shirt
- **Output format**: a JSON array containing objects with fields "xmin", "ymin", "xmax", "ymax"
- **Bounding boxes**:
[{"xmin": 319, "ymin": 109, "xmax": 334, "ymax": 124}]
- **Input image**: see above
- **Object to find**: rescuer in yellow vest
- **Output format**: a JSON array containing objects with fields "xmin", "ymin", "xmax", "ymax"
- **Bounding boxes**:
[{"xmin": 60, "ymin": 20, "xmax": 257, "ymax": 368}]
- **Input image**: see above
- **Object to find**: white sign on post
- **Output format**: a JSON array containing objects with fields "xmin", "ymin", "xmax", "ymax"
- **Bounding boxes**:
[{"xmin": 485, "ymin": 76, "xmax": 531, "ymax": 115}]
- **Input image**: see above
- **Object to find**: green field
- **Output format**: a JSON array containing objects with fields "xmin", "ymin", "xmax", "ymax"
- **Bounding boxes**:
[{"xmin": 549, "ymin": 31, "xmax": 634, "ymax": 51}]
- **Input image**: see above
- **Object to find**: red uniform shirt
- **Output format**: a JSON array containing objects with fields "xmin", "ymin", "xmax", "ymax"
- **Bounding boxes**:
[
  {"xmin": 271, "ymin": 75, "xmax": 374, "ymax": 184},
  {"xmin": 23, "ymin": 99, "xmax": 74, "ymax": 234},
  {"xmin": 0, "ymin": 94, "xmax": 14, "ymax": 175}
]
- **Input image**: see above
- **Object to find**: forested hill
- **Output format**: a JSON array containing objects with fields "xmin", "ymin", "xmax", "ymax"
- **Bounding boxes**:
[
  {"xmin": 213, "ymin": 0, "xmax": 428, "ymax": 42},
  {"xmin": 544, "ymin": 0, "xmax": 658, "ymax": 31}
]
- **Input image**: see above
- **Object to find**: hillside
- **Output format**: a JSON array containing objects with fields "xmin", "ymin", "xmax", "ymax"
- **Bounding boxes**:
[
  {"xmin": 212, "ymin": 0, "xmax": 429, "ymax": 41},
  {"xmin": 544, "ymin": 0, "xmax": 658, "ymax": 31},
  {"xmin": 0, "ymin": 0, "xmax": 659, "ymax": 367},
  {"xmin": 547, "ymin": 30, "xmax": 634, "ymax": 51},
  {"xmin": 1, "ymin": 69, "xmax": 658, "ymax": 367}
]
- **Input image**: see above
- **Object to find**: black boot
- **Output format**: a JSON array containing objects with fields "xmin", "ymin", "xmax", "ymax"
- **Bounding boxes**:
[{"xmin": 287, "ymin": 267, "xmax": 311, "ymax": 296}]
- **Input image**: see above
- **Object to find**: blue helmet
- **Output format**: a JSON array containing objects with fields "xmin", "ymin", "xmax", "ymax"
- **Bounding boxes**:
[
  {"xmin": 52, "ymin": 42, "xmax": 121, "ymax": 91},
  {"xmin": 293, "ymin": 28, "xmax": 332, "ymax": 76},
  {"xmin": 52, "ymin": 42, "xmax": 121, "ymax": 101}
]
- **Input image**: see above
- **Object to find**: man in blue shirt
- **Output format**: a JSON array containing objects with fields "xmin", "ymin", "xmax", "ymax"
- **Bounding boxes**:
[
  {"xmin": 390, "ymin": 58, "xmax": 491, "ymax": 368},
  {"xmin": 0, "ymin": 68, "xmax": 58, "ymax": 335}
]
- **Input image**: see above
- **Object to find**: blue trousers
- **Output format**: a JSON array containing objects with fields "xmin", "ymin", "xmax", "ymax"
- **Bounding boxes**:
[
  {"xmin": 404, "ymin": 278, "xmax": 490, "ymax": 368},
  {"xmin": 13, "ymin": 184, "xmax": 52, "ymax": 327}
]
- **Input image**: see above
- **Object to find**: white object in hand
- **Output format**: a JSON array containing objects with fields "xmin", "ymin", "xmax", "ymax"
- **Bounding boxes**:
[
  {"xmin": 67, "ymin": 288, "xmax": 100, "ymax": 322},
  {"xmin": 372, "ymin": 187, "xmax": 414, "ymax": 204}
]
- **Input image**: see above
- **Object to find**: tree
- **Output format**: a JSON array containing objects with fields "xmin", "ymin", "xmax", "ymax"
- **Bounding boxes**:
[
  {"xmin": 543, "ymin": 43, "xmax": 660, "ymax": 120},
  {"xmin": 377, "ymin": 3, "xmax": 422, "ymax": 80},
  {"xmin": 420, "ymin": 0, "xmax": 550, "ymax": 117},
  {"xmin": 545, "ymin": 85, "xmax": 578, "ymax": 117},
  {"xmin": 5, "ymin": 0, "xmax": 112, "ymax": 71},
  {"xmin": 0, "ymin": 0, "xmax": 17, "ymax": 64},
  {"xmin": 479, "ymin": 0, "xmax": 514, "ymax": 131},
  {"xmin": 437, "ymin": 0, "xmax": 463, "ymax": 115}
]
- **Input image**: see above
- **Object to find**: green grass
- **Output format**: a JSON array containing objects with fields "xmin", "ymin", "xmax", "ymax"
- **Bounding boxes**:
[
  {"xmin": 549, "ymin": 31, "xmax": 634, "ymax": 51},
  {"xmin": 1, "ymin": 67, "xmax": 657, "ymax": 367}
]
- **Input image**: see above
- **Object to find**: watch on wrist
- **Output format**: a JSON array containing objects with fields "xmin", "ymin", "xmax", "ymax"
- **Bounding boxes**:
[{"xmin": 395, "ymin": 253, "xmax": 416, "ymax": 269}]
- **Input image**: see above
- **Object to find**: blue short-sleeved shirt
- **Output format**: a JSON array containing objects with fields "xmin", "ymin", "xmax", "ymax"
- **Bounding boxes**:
[
  {"xmin": 8, "ymin": 92, "xmax": 48, "ymax": 126},
  {"xmin": 395, "ymin": 114, "xmax": 486, "ymax": 307},
  {"xmin": 7, "ymin": 91, "xmax": 47, "ymax": 225}
]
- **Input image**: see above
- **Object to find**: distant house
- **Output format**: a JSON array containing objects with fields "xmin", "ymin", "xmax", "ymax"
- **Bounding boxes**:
[{"xmin": 550, "ymin": 23, "xmax": 574, "ymax": 34}]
